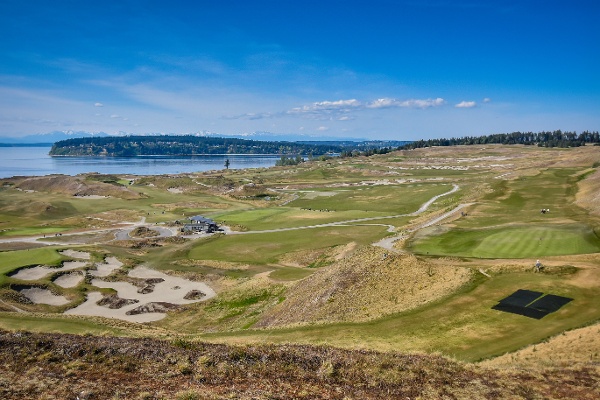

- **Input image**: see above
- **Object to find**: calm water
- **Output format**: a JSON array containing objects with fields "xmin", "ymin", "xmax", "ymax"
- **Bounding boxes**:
[{"xmin": 0, "ymin": 146, "xmax": 282, "ymax": 178}]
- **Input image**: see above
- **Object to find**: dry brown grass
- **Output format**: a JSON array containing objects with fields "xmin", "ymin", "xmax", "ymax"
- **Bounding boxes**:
[
  {"xmin": 576, "ymin": 168, "xmax": 600, "ymax": 216},
  {"xmin": 7, "ymin": 175, "xmax": 142, "ymax": 199},
  {"xmin": 1, "ymin": 329, "xmax": 597, "ymax": 400},
  {"xmin": 277, "ymin": 243, "xmax": 356, "ymax": 267},
  {"xmin": 481, "ymin": 321, "xmax": 600, "ymax": 372},
  {"xmin": 152, "ymin": 201, "xmax": 231, "ymax": 211},
  {"xmin": 176, "ymin": 259, "xmax": 251, "ymax": 271},
  {"xmin": 256, "ymin": 245, "xmax": 472, "ymax": 327}
]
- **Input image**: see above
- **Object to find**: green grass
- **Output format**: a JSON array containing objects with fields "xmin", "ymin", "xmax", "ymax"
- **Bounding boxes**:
[
  {"xmin": 458, "ymin": 168, "xmax": 587, "ymax": 229},
  {"xmin": 214, "ymin": 207, "xmax": 393, "ymax": 230},
  {"xmin": 268, "ymin": 267, "xmax": 315, "ymax": 281},
  {"xmin": 0, "ymin": 247, "xmax": 63, "ymax": 285},
  {"xmin": 188, "ymin": 225, "xmax": 388, "ymax": 265},
  {"xmin": 0, "ymin": 184, "xmax": 247, "ymax": 232},
  {"xmin": 201, "ymin": 269, "xmax": 600, "ymax": 362},
  {"xmin": 408, "ymin": 167, "xmax": 600, "ymax": 258},
  {"xmin": 0, "ymin": 226, "xmax": 68, "ymax": 237},
  {"xmin": 410, "ymin": 224, "xmax": 600, "ymax": 258},
  {"xmin": 287, "ymin": 183, "xmax": 453, "ymax": 214}
]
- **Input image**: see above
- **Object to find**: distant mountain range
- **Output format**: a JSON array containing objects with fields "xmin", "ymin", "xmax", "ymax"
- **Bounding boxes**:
[
  {"xmin": 0, "ymin": 131, "xmax": 110, "ymax": 145},
  {"xmin": 0, "ymin": 130, "xmax": 376, "ymax": 145}
]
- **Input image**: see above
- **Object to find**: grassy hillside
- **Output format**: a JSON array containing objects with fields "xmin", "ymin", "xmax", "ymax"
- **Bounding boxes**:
[{"xmin": 1, "ymin": 144, "xmax": 600, "ymax": 397}]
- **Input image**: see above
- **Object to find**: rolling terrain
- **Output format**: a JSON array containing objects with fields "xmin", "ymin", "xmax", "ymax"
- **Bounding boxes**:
[{"xmin": 0, "ymin": 144, "xmax": 599, "ymax": 398}]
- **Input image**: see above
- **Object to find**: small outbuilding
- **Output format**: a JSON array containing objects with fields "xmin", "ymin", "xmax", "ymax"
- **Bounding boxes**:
[{"xmin": 182, "ymin": 215, "xmax": 219, "ymax": 233}]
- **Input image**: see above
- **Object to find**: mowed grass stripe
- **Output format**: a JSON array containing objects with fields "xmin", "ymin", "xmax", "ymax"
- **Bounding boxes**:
[{"xmin": 413, "ymin": 225, "xmax": 600, "ymax": 258}]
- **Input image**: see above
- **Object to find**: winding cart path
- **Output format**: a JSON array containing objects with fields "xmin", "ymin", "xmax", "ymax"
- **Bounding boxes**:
[{"xmin": 0, "ymin": 184, "xmax": 466, "ymax": 248}]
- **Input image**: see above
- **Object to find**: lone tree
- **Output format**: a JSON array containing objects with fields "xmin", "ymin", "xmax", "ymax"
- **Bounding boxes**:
[{"xmin": 224, "ymin": 158, "xmax": 230, "ymax": 169}]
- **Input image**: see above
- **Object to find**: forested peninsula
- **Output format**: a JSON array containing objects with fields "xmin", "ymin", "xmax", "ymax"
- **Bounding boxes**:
[
  {"xmin": 49, "ymin": 135, "xmax": 350, "ymax": 157},
  {"xmin": 48, "ymin": 130, "xmax": 600, "ymax": 158}
]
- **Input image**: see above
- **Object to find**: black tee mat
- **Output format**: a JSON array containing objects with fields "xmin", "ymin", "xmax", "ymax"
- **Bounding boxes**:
[{"xmin": 492, "ymin": 289, "xmax": 573, "ymax": 319}]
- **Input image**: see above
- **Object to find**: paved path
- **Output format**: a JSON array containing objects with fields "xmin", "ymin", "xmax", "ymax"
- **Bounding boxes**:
[
  {"xmin": 373, "ymin": 203, "xmax": 473, "ymax": 252},
  {"xmin": 226, "ymin": 184, "xmax": 461, "ymax": 236}
]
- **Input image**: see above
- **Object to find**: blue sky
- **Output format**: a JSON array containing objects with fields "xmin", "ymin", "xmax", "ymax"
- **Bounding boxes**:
[{"xmin": 1, "ymin": 0, "xmax": 598, "ymax": 140}]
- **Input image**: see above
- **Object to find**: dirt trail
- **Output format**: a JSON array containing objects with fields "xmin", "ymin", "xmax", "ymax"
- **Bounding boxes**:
[{"xmin": 373, "ymin": 203, "xmax": 472, "ymax": 252}]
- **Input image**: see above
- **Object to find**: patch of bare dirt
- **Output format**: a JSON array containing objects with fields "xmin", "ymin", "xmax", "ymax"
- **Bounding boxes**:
[
  {"xmin": 130, "ymin": 226, "xmax": 160, "ymax": 238},
  {"xmin": 126, "ymin": 302, "xmax": 180, "ymax": 315},
  {"xmin": 96, "ymin": 294, "xmax": 139, "ymax": 309},
  {"xmin": 183, "ymin": 290, "xmax": 206, "ymax": 300}
]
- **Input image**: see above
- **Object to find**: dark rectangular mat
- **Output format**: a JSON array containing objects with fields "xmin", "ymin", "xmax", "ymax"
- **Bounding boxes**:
[
  {"xmin": 528, "ymin": 294, "xmax": 573, "ymax": 313},
  {"xmin": 492, "ymin": 303, "xmax": 549, "ymax": 319},
  {"xmin": 497, "ymin": 289, "xmax": 544, "ymax": 308}
]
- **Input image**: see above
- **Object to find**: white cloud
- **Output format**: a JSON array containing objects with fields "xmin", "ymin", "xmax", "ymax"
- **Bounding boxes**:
[
  {"xmin": 110, "ymin": 114, "xmax": 121, "ymax": 118},
  {"xmin": 227, "ymin": 96, "xmax": 447, "ymax": 121},
  {"xmin": 455, "ymin": 101, "xmax": 477, "ymax": 108},
  {"xmin": 366, "ymin": 98, "xmax": 397, "ymax": 109},
  {"xmin": 366, "ymin": 97, "xmax": 446, "ymax": 109},
  {"xmin": 287, "ymin": 99, "xmax": 362, "ymax": 115},
  {"xmin": 224, "ymin": 112, "xmax": 274, "ymax": 120},
  {"xmin": 317, "ymin": 126, "xmax": 329, "ymax": 131},
  {"xmin": 483, "ymin": 98, "xmax": 491, "ymax": 103},
  {"xmin": 286, "ymin": 97, "xmax": 446, "ymax": 119},
  {"xmin": 400, "ymin": 98, "xmax": 446, "ymax": 108},
  {"xmin": 94, "ymin": 102, "xmax": 103, "ymax": 107}
]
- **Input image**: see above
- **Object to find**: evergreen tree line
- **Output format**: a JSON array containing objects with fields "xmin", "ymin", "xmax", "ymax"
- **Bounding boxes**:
[
  {"xmin": 275, "ymin": 155, "xmax": 305, "ymax": 166},
  {"xmin": 398, "ymin": 130, "xmax": 600, "ymax": 150},
  {"xmin": 340, "ymin": 147, "xmax": 394, "ymax": 158}
]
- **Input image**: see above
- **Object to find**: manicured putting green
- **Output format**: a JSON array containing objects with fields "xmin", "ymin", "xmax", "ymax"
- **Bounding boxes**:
[{"xmin": 411, "ymin": 224, "xmax": 600, "ymax": 258}]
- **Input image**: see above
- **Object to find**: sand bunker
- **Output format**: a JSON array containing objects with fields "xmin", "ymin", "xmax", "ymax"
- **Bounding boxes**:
[
  {"xmin": 20, "ymin": 288, "xmax": 70, "ymax": 306},
  {"xmin": 90, "ymin": 256, "xmax": 123, "ymax": 277},
  {"xmin": 302, "ymin": 191, "xmax": 339, "ymax": 199},
  {"xmin": 59, "ymin": 250, "xmax": 91, "ymax": 260},
  {"xmin": 74, "ymin": 195, "xmax": 110, "ymax": 199},
  {"xmin": 53, "ymin": 272, "xmax": 84, "ymax": 288},
  {"xmin": 66, "ymin": 265, "xmax": 216, "ymax": 322},
  {"xmin": 11, "ymin": 261, "xmax": 88, "ymax": 281}
]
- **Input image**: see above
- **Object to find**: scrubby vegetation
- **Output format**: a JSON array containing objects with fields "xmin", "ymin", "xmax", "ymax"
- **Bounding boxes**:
[{"xmin": 1, "ymin": 330, "xmax": 598, "ymax": 399}]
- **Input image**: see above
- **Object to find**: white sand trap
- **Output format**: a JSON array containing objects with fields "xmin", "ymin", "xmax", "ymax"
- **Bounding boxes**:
[
  {"xmin": 20, "ymin": 288, "xmax": 70, "ymax": 306},
  {"xmin": 167, "ymin": 187, "xmax": 183, "ymax": 193},
  {"xmin": 59, "ymin": 250, "xmax": 91, "ymax": 260},
  {"xmin": 11, "ymin": 260, "xmax": 88, "ymax": 281},
  {"xmin": 61, "ymin": 261, "xmax": 88, "ymax": 270},
  {"xmin": 302, "ymin": 191, "xmax": 339, "ymax": 199},
  {"xmin": 74, "ymin": 195, "xmax": 109, "ymax": 199},
  {"xmin": 54, "ymin": 272, "xmax": 84, "ymax": 288},
  {"xmin": 11, "ymin": 266, "xmax": 54, "ymax": 281},
  {"xmin": 65, "ymin": 266, "xmax": 216, "ymax": 323},
  {"xmin": 91, "ymin": 256, "xmax": 123, "ymax": 277},
  {"xmin": 65, "ymin": 292, "xmax": 160, "ymax": 323}
]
